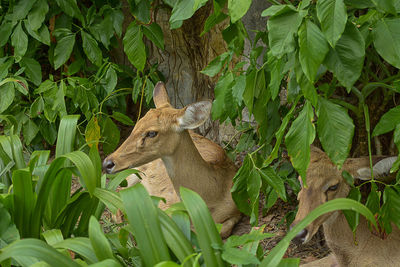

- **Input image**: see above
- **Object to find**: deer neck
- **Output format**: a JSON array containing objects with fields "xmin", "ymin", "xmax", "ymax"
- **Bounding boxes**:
[{"xmin": 161, "ymin": 130, "xmax": 213, "ymax": 190}]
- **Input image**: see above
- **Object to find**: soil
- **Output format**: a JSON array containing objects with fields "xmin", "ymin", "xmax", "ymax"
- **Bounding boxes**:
[{"xmin": 231, "ymin": 198, "xmax": 330, "ymax": 265}]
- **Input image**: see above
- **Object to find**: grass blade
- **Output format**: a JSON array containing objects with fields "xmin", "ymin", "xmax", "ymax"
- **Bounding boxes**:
[
  {"xmin": 55, "ymin": 115, "xmax": 79, "ymax": 158},
  {"xmin": 53, "ymin": 237, "xmax": 98, "ymax": 264},
  {"xmin": 121, "ymin": 184, "xmax": 171, "ymax": 266},
  {"xmin": 0, "ymin": 239, "xmax": 80, "ymax": 267},
  {"xmin": 89, "ymin": 216, "xmax": 116, "ymax": 262},
  {"xmin": 180, "ymin": 187, "xmax": 226, "ymax": 267}
]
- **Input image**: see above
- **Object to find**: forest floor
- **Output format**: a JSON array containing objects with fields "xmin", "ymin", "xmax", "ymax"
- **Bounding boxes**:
[{"xmin": 231, "ymin": 198, "xmax": 330, "ymax": 264}]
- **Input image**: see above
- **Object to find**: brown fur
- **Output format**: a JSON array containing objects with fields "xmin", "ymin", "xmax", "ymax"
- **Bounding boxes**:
[
  {"xmin": 293, "ymin": 146, "xmax": 400, "ymax": 267},
  {"xmin": 105, "ymin": 82, "xmax": 241, "ymax": 237}
]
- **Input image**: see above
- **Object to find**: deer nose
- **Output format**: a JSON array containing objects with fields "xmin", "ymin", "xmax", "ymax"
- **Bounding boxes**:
[
  {"xmin": 103, "ymin": 158, "xmax": 115, "ymax": 173},
  {"xmin": 292, "ymin": 228, "xmax": 308, "ymax": 244}
]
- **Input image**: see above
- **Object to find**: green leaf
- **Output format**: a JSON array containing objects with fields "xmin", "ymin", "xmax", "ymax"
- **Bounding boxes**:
[
  {"xmin": 0, "ymin": 82, "xmax": 15, "ymax": 113},
  {"xmin": 372, "ymin": 0, "xmax": 400, "ymax": 14},
  {"xmin": 158, "ymin": 210, "xmax": 196, "ymax": 266},
  {"xmin": 55, "ymin": 115, "xmax": 79, "ymax": 158},
  {"xmin": 232, "ymin": 74, "xmax": 246, "ymax": 105},
  {"xmin": 0, "ymin": 239, "xmax": 80, "ymax": 267},
  {"xmin": 89, "ymin": 216, "xmax": 116, "ymax": 261},
  {"xmin": 247, "ymin": 169, "xmax": 262, "ymax": 224},
  {"xmin": 42, "ymin": 229, "xmax": 64, "ymax": 246},
  {"xmin": 101, "ymin": 117, "xmax": 120, "ymax": 155},
  {"xmin": 53, "ymin": 237, "xmax": 97, "ymax": 264},
  {"xmin": 54, "ymin": 32, "xmax": 75, "ymax": 70},
  {"xmin": 121, "ymin": 184, "xmax": 171, "ymax": 266},
  {"xmin": 0, "ymin": 203, "xmax": 20, "ymax": 248},
  {"xmin": 169, "ymin": 0, "xmax": 196, "ymax": 29},
  {"xmin": 28, "ymin": 0, "xmax": 49, "ymax": 31},
  {"xmin": 373, "ymin": 105, "xmax": 400, "ymax": 136},
  {"xmin": 285, "ymin": 101, "xmax": 315, "ymax": 180},
  {"xmin": 81, "ymin": 31, "xmax": 102, "ymax": 67},
  {"xmin": 123, "ymin": 22, "xmax": 146, "ymax": 71},
  {"xmin": 23, "ymin": 119, "xmax": 39, "ymax": 145},
  {"xmin": 93, "ymin": 188, "xmax": 122, "ymax": 214},
  {"xmin": 380, "ymin": 186, "xmax": 400, "ymax": 233},
  {"xmin": 131, "ymin": 0, "xmax": 151, "ymax": 23},
  {"xmin": 267, "ymin": 7, "xmax": 305, "ymax": 58},
  {"xmin": 0, "ymin": 22, "xmax": 14, "ymax": 47},
  {"xmin": 298, "ymin": 20, "xmax": 329, "ymax": 82},
  {"xmin": 11, "ymin": 21, "xmax": 28, "ymax": 61},
  {"xmin": 143, "ymin": 23, "xmax": 164, "ymax": 49},
  {"xmin": 180, "ymin": 187, "xmax": 225, "ymax": 267},
  {"xmin": 365, "ymin": 184, "xmax": 380, "ymax": 215},
  {"xmin": 211, "ymin": 72, "xmax": 234, "ymax": 121},
  {"xmin": 201, "ymin": 11, "xmax": 228, "ymax": 36},
  {"xmin": 222, "ymin": 247, "xmax": 260, "ymax": 265},
  {"xmin": 373, "ymin": 18, "xmax": 400, "ymax": 69},
  {"xmin": 55, "ymin": 0, "xmax": 83, "ymax": 21},
  {"xmin": 12, "ymin": 0, "xmax": 37, "ymax": 20},
  {"xmin": 85, "ymin": 116, "xmax": 101, "ymax": 149},
  {"xmin": 316, "ymin": 0, "xmax": 347, "ymax": 47},
  {"xmin": 19, "ymin": 57, "xmax": 42, "ymax": 86},
  {"xmin": 261, "ymin": 5, "xmax": 295, "ymax": 17},
  {"xmin": 111, "ymin": 111, "xmax": 134, "ymax": 126},
  {"xmin": 26, "ymin": 22, "xmax": 50, "ymax": 46},
  {"xmin": 317, "ymin": 97, "xmax": 354, "ymax": 168},
  {"xmin": 324, "ymin": 22, "xmax": 365, "ymax": 90},
  {"xmin": 102, "ymin": 67, "xmax": 117, "ymax": 94},
  {"xmin": 267, "ymin": 52, "xmax": 284, "ymax": 100},
  {"xmin": 260, "ymin": 198, "xmax": 376, "ymax": 267},
  {"xmin": 259, "ymin": 167, "xmax": 287, "ymax": 201},
  {"xmin": 341, "ymin": 170, "xmax": 354, "ymax": 186},
  {"xmin": 342, "ymin": 187, "xmax": 361, "ymax": 232},
  {"xmin": 201, "ymin": 52, "xmax": 230, "ymax": 77},
  {"xmin": 228, "ymin": 0, "xmax": 252, "ymax": 23}
]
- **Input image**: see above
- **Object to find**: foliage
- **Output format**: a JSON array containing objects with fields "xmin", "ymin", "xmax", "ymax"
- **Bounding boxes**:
[
  {"xmin": 199, "ymin": 0, "xmax": 400, "ymax": 233},
  {"xmin": 0, "ymin": 0, "xmax": 162, "ymax": 153}
]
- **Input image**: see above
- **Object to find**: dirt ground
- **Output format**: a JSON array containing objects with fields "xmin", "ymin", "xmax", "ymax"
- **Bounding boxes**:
[{"xmin": 231, "ymin": 198, "xmax": 330, "ymax": 264}]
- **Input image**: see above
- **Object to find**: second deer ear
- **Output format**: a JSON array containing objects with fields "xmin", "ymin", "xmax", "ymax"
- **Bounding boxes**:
[
  {"xmin": 153, "ymin": 82, "xmax": 171, "ymax": 108},
  {"xmin": 177, "ymin": 101, "xmax": 212, "ymax": 130}
]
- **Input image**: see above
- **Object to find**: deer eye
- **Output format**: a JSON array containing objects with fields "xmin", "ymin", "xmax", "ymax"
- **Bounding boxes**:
[
  {"xmin": 146, "ymin": 131, "xmax": 158, "ymax": 138},
  {"xmin": 327, "ymin": 183, "xmax": 339, "ymax": 191}
]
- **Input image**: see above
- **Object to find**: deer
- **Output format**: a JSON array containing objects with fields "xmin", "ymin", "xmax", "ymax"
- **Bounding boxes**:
[
  {"xmin": 291, "ymin": 146, "xmax": 400, "ymax": 267},
  {"xmin": 103, "ymin": 81, "xmax": 242, "ymax": 238}
]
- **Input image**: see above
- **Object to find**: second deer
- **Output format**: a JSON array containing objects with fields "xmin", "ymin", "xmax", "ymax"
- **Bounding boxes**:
[{"xmin": 103, "ymin": 82, "xmax": 241, "ymax": 237}]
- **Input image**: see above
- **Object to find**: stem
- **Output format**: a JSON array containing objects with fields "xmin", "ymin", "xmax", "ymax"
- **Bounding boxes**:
[
  {"xmin": 136, "ymin": 77, "xmax": 148, "ymax": 123},
  {"xmin": 330, "ymin": 99, "xmax": 360, "ymax": 115},
  {"xmin": 362, "ymin": 82, "xmax": 396, "ymax": 99},
  {"xmin": 351, "ymin": 87, "xmax": 364, "ymax": 104},
  {"xmin": 363, "ymin": 104, "xmax": 374, "ymax": 180}
]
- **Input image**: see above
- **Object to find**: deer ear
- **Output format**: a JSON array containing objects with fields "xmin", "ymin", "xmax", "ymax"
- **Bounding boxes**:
[
  {"xmin": 153, "ymin": 82, "xmax": 171, "ymax": 108},
  {"xmin": 177, "ymin": 101, "xmax": 212, "ymax": 130},
  {"xmin": 356, "ymin": 157, "xmax": 398, "ymax": 180}
]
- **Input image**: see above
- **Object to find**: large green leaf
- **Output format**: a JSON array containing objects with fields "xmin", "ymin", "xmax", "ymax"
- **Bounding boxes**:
[
  {"xmin": 259, "ymin": 167, "xmax": 287, "ymax": 201},
  {"xmin": 0, "ymin": 22, "xmax": 14, "ymax": 47},
  {"xmin": 123, "ymin": 22, "xmax": 146, "ymax": 71},
  {"xmin": 22, "ymin": 119, "xmax": 39, "ymax": 145},
  {"xmin": 101, "ymin": 116, "xmax": 120, "ymax": 155},
  {"xmin": 0, "ymin": 82, "xmax": 15, "ymax": 113},
  {"xmin": 54, "ymin": 33, "xmax": 76, "ymax": 70},
  {"xmin": 81, "ymin": 31, "xmax": 102, "ymax": 67},
  {"xmin": 201, "ymin": 52, "xmax": 230, "ymax": 78},
  {"xmin": 285, "ymin": 101, "xmax": 315, "ymax": 181},
  {"xmin": 53, "ymin": 237, "xmax": 97, "ymax": 264},
  {"xmin": 19, "ymin": 57, "xmax": 42, "ymax": 86},
  {"xmin": 0, "ymin": 203, "xmax": 19, "ymax": 249},
  {"xmin": 228, "ymin": 0, "xmax": 252, "ymax": 23},
  {"xmin": 121, "ymin": 184, "xmax": 171, "ymax": 266},
  {"xmin": 373, "ymin": 105, "xmax": 400, "ymax": 136},
  {"xmin": 316, "ymin": 0, "xmax": 347, "ymax": 47},
  {"xmin": 55, "ymin": 0, "xmax": 83, "ymax": 21},
  {"xmin": 169, "ymin": 0, "xmax": 195, "ymax": 29},
  {"xmin": 260, "ymin": 198, "xmax": 376, "ymax": 267},
  {"xmin": 143, "ymin": 23, "xmax": 164, "ymax": 49},
  {"xmin": 158, "ymin": 210, "xmax": 196, "ymax": 267},
  {"xmin": 317, "ymin": 97, "xmax": 354, "ymax": 168},
  {"xmin": 55, "ymin": 115, "xmax": 79, "ymax": 158},
  {"xmin": 0, "ymin": 239, "xmax": 80, "ymax": 267},
  {"xmin": 373, "ymin": 18, "xmax": 400, "ymax": 69},
  {"xmin": 324, "ymin": 22, "xmax": 365, "ymax": 90},
  {"xmin": 298, "ymin": 20, "xmax": 329, "ymax": 83},
  {"xmin": 211, "ymin": 72, "xmax": 234, "ymax": 121},
  {"xmin": 11, "ymin": 21, "xmax": 28, "ymax": 61},
  {"xmin": 89, "ymin": 216, "xmax": 116, "ymax": 261},
  {"xmin": 12, "ymin": 0, "xmax": 37, "ymax": 20},
  {"xmin": 180, "ymin": 187, "xmax": 226, "ymax": 267},
  {"xmin": 267, "ymin": 7, "xmax": 305, "ymax": 58},
  {"xmin": 28, "ymin": 0, "xmax": 49, "ymax": 31}
]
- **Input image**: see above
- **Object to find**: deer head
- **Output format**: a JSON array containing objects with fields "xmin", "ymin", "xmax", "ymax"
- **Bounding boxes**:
[
  {"xmin": 102, "ymin": 82, "xmax": 212, "ymax": 174},
  {"xmin": 291, "ymin": 146, "xmax": 397, "ymax": 244}
]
